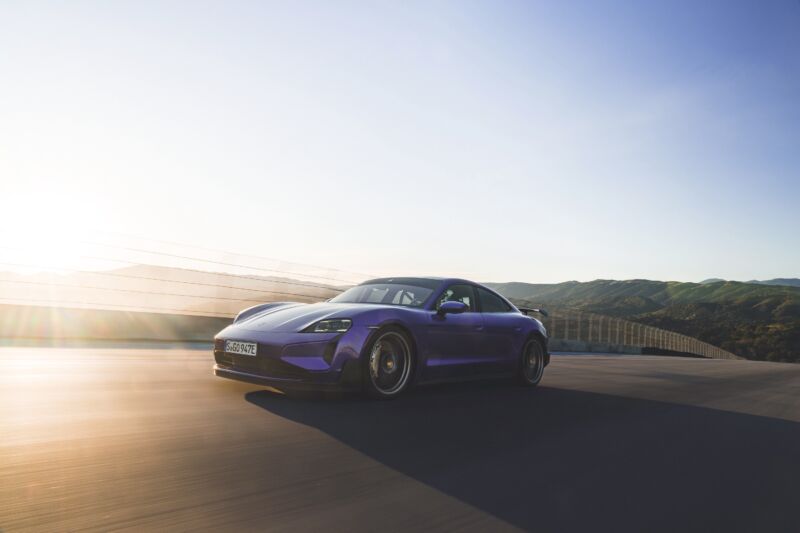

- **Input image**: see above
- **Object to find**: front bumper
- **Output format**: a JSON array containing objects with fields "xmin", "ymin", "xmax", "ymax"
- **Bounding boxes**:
[
  {"xmin": 212, "ymin": 332, "xmax": 365, "ymax": 391},
  {"xmin": 213, "ymin": 363, "xmax": 361, "ymax": 391}
]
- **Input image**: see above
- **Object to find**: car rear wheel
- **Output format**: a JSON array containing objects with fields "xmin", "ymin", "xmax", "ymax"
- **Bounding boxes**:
[
  {"xmin": 363, "ymin": 327, "xmax": 413, "ymax": 399},
  {"xmin": 518, "ymin": 338, "xmax": 545, "ymax": 386}
]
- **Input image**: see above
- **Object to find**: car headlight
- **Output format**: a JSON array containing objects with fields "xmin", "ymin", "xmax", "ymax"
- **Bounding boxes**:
[{"xmin": 304, "ymin": 319, "xmax": 352, "ymax": 333}]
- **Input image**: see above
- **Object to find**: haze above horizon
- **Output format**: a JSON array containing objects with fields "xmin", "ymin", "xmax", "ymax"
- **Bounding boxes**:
[{"xmin": 2, "ymin": 1, "xmax": 798, "ymax": 284}]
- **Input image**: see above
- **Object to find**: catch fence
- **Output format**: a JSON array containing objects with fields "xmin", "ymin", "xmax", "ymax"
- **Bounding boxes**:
[{"xmin": 510, "ymin": 303, "xmax": 740, "ymax": 360}]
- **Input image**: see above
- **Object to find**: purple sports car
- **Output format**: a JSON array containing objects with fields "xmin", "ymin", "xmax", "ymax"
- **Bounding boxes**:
[{"xmin": 213, "ymin": 277, "xmax": 549, "ymax": 398}]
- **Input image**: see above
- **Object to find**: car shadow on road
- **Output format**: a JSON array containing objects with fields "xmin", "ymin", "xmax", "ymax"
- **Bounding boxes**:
[{"xmin": 246, "ymin": 382, "xmax": 800, "ymax": 532}]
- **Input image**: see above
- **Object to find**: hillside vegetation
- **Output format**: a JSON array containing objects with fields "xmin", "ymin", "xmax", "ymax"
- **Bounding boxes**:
[{"xmin": 487, "ymin": 279, "xmax": 800, "ymax": 362}]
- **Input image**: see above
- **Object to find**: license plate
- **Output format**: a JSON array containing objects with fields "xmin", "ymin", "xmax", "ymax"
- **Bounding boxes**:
[{"xmin": 225, "ymin": 340, "xmax": 257, "ymax": 356}]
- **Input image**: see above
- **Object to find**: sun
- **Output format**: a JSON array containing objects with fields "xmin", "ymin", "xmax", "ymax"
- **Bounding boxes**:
[
  {"xmin": 0, "ymin": 231, "xmax": 85, "ymax": 274},
  {"xmin": 0, "ymin": 192, "xmax": 107, "ymax": 274}
]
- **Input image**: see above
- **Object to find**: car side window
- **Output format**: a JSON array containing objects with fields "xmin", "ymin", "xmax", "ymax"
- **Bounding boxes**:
[
  {"xmin": 391, "ymin": 289, "xmax": 415, "ymax": 306},
  {"xmin": 477, "ymin": 287, "xmax": 512, "ymax": 313},
  {"xmin": 364, "ymin": 286, "xmax": 390, "ymax": 303},
  {"xmin": 437, "ymin": 284, "xmax": 476, "ymax": 312}
]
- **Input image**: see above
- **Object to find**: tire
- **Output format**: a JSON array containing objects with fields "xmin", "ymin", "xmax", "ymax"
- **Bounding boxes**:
[
  {"xmin": 362, "ymin": 326, "xmax": 414, "ymax": 399},
  {"xmin": 518, "ymin": 337, "xmax": 545, "ymax": 387}
]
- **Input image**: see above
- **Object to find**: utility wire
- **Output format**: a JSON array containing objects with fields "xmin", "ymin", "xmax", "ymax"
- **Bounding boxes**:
[
  {"xmin": 81, "ymin": 241, "xmax": 361, "ymax": 284},
  {"xmin": 0, "ymin": 278, "xmax": 325, "ymax": 303},
  {"xmin": 0, "ymin": 249, "xmax": 348, "ymax": 293},
  {"xmin": 0, "ymin": 297, "xmax": 236, "ymax": 318},
  {"xmin": 0, "ymin": 261, "xmax": 342, "ymax": 298},
  {"xmin": 78, "ymin": 256, "xmax": 348, "ymax": 293},
  {"xmin": 98, "ymin": 231, "xmax": 374, "ymax": 279}
]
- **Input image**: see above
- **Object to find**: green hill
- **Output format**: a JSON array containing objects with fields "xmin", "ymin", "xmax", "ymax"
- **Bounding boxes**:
[
  {"xmin": 702, "ymin": 278, "xmax": 800, "ymax": 288},
  {"xmin": 486, "ymin": 279, "xmax": 800, "ymax": 362},
  {"xmin": 748, "ymin": 278, "xmax": 800, "ymax": 288}
]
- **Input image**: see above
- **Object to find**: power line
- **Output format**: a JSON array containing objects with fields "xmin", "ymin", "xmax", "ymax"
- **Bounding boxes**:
[
  {"xmin": 0, "ymin": 247, "xmax": 348, "ymax": 293},
  {"xmin": 81, "ymin": 241, "xmax": 361, "ymax": 284},
  {"xmin": 0, "ymin": 278, "xmax": 324, "ymax": 304},
  {"xmin": 79, "ymin": 256, "xmax": 348, "ymax": 293},
  {"xmin": 98, "ymin": 231, "xmax": 375, "ymax": 279},
  {"xmin": 0, "ymin": 260, "xmax": 343, "ymax": 298},
  {"xmin": 0, "ymin": 297, "xmax": 236, "ymax": 318}
]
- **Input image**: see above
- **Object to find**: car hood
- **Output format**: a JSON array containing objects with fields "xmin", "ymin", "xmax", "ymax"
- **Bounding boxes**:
[{"xmin": 230, "ymin": 302, "xmax": 394, "ymax": 332}]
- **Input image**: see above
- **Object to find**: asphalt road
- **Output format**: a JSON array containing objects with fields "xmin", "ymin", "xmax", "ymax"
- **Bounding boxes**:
[{"xmin": 2, "ymin": 347, "xmax": 800, "ymax": 532}]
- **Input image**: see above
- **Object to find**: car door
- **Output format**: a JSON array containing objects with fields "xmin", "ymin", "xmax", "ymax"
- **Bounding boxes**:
[
  {"xmin": 476, "ymin": 286, "xmax": 520, "ymax": 371},
  {"xmin": 424, "ymin": 284, "xmax": 489, "ymax": 379}
]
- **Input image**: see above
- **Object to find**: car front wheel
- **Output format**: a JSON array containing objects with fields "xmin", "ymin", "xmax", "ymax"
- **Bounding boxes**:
[
  {"xmin": 363, "ymin": 327, "xmax": 414, "ymax": 399},
  {"xmin": 518, "ymin": 337, "xmax": 545, "ymax": 386}
]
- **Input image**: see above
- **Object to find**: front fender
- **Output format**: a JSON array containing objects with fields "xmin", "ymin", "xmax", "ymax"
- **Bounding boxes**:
[{"xmin": 354, "ymin": 308, "xmax": 429, "ymax": 385}]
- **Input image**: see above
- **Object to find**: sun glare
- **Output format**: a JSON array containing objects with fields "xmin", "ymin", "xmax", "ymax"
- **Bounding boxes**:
[
  {"xmin": 1, "ymin": 189, "xmax": 115, "ymax": 274},
  {"xmin": 1, "ymin": 230, "xmax": 87, "ymax": 274}
]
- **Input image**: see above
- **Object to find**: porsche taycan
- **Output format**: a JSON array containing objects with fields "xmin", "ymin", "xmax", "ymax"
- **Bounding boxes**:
[{"xmin": 213, "ymin": 277, "xmax": 549, "ymax": 398}]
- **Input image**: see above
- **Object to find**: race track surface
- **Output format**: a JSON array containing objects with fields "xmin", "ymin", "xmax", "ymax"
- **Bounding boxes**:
[{"xmin": 2, "ymin": 347, "xmax": 800, "ymax": 532}]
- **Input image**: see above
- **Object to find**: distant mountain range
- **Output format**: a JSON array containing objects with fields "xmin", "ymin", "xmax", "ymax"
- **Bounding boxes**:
[
  {"xmin": 486, "ymin": 279, "xmax": 800, "ymax": 363},
  {"xmin": 701, "ymin": 278, "xmax": 800, "ymax": 288}
]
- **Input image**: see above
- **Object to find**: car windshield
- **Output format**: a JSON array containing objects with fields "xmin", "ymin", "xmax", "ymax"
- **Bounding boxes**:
[{"xmin": 330, "ymin": 283, "xmax": 434, "ymax": 308}]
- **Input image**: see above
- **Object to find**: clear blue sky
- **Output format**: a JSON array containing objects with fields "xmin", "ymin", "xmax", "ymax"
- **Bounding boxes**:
[{"xmin": 1, "ymin": 1, "xmax": 798, "ymax": 283}]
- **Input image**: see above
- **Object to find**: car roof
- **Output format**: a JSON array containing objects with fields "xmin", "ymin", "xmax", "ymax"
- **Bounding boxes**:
[
  {"xmin": 360, "ymin": 276, "xmax": 491, "ymax": 289},
  {"xmin": 360, "ymin": 277, "xmax": 446, "ymax": 289},
  {"xmin": 357, "ymin": 277, "xmax": 520, "ymax": 311}
]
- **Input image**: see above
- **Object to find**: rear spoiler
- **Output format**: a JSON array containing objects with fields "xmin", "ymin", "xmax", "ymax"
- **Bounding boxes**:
[{"xmin": 519, "ymin": 307, "xmax": 549, "ymax": 318}]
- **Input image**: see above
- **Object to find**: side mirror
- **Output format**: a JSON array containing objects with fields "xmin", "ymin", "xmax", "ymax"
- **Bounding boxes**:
[{"xmin": 437, "ymin": 300, "xmax": 468, "ymax": 316}]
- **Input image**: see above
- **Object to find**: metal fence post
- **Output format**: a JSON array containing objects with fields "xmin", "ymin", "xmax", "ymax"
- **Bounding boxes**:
[{"xmin": 595, "ymin": 315, "xmax": 600, "ymax": 344}]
